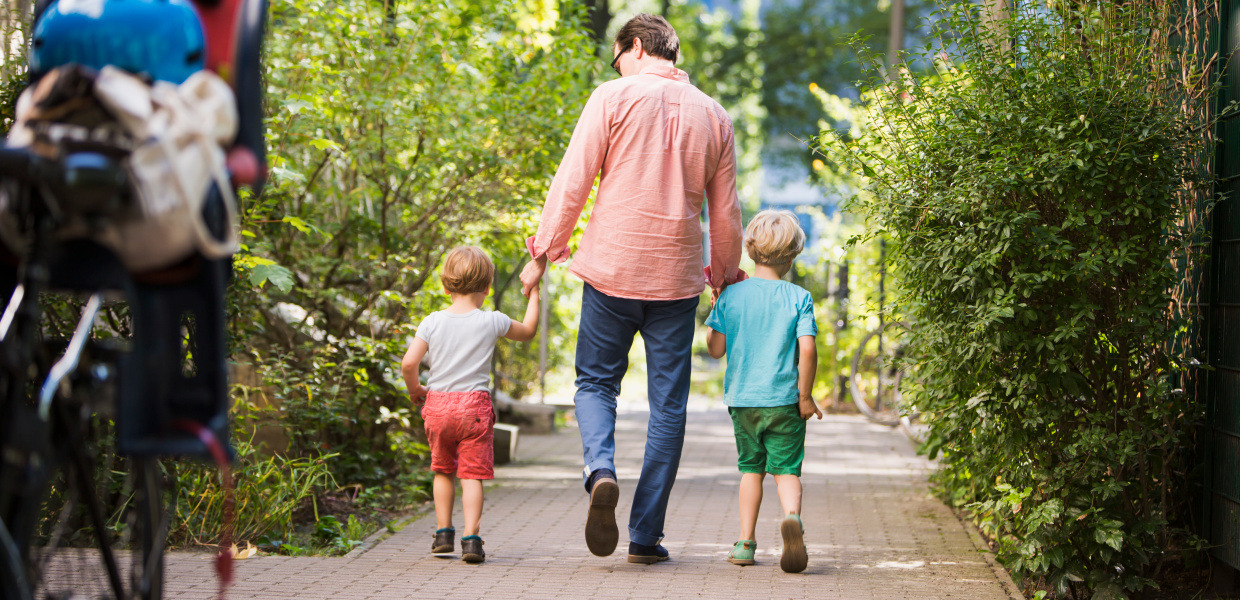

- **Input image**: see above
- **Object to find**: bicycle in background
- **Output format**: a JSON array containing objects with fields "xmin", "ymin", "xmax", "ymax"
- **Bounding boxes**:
[
  {"xmin": 848, "ymin": 319, "xmax": 926, "ymax": 442},
  {"xmin": 844, "ymin": 239, "xmax": 926, "ymax": 442}
]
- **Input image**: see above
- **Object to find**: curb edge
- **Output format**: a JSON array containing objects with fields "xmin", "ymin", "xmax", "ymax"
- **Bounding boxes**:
[{"xmin": 953, "ymin": 508, "xmax": 1024, "ymax": 600}]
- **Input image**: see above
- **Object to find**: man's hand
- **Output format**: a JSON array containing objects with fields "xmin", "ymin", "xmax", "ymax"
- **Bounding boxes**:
[
  {"xmin": 409, "ymin": 384, "xmax": 428, "ymax": 406},
  {"xmin": 798, "ymin": 394, "xmax": 823, "ymax": 421},
  {"xmin": 705, "ymin": 266, "xmax": 747, "ymax": 307},
  {"xmin": 708, "ymin": 279, "xmax": 736, "ymax": 306},
  {"xmin": 520, "ymin": 256, "xmax": 547, "ymax": 297}
]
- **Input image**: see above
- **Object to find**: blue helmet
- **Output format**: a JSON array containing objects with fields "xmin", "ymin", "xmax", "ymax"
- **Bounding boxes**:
[{"xmin": 30, "ymin": 0, "xmax": 206, "ymax": 84}]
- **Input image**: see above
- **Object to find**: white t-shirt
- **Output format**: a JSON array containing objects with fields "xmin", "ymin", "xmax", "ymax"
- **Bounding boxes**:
[{"xmin": 414, "ymin": 309, "xmax": 512, "ymax": 393}]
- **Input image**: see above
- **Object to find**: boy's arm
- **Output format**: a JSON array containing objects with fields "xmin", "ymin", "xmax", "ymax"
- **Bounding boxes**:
[
  {"xmin": 706, "ymin": 328, "xmax": 727, "ymax": 359},
  {"xmin": 797, "ymin": 335, "xmax": 822, "ymax": 420},
  {"xmin": 504, "ymin": 283, "xmax": 541, "ymax": 342},
  {"xmin": 401, "ymin": 338, "xmax": 429, "ymax": 405}
]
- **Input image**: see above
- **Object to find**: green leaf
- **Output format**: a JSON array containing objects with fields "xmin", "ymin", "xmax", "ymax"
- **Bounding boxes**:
[
  {"xmin": 249, "ymin": 263, "xmax": 295, "ymax": 293},
  {"xmin": 284, "ymin": 99, "xmax": 313, "ymax": 115},
  {"xmin": 309, "ymin": 138, "xmax": 342, "ymax": 153},
  {"xmin": 270, "ymin": 166, "xmax": 306, "ymax": 184},
  {"xmin": 1094, "ymin": 527, "xmax": 1123, "ymax": 552},
  {"xmin": 282, "ymin": 216, "xmax": 315, "ymax": 234},
  {"xmin": 1090, "ymin": 582, "xmax": 1128, "ymax": 600}
]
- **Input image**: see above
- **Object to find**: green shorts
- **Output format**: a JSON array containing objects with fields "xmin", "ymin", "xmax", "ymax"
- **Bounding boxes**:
[{"xmin": 729, "ymin": 404, "xmax": 806, "ymax": 476}]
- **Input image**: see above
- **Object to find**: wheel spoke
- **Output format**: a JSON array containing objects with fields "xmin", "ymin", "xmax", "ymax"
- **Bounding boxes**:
[{"xmin": 0, "ymin": 517, "xmax": 34, "ymax": 600}]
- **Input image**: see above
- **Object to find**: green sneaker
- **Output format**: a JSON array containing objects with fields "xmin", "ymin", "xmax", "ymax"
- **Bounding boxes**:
[
  {"xmin": 727, "ymin": 540, "xmax": 756, "ymax": 566},
  {"xmin": 780, "ymin": 514, "xmax": 807, "ymax": 573}
]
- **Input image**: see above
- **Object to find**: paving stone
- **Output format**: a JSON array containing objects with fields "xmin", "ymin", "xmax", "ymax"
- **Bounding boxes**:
[{"xmin": 160, "ymin": 406, "xmax": 1020, "ymax": 599}]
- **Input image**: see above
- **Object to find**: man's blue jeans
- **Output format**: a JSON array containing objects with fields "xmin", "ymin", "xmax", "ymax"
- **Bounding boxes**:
[{"xmin": 575, "ymin": 283, "xmax": 698, "ymax": 547}]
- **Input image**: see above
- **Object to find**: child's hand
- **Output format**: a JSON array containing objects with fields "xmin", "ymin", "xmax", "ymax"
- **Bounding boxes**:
[
  {"xmin": 798, "ymin": 394, "xmax": 822, "ymax": 420},
  {"xmin": 409, "ymin": 384, "xmax": 428, "ymax": 406}
]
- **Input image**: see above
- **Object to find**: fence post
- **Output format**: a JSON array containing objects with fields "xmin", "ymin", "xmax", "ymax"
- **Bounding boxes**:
[
  {"xmin": 539, "ymin": 276, "xmax": 548, "ymax": 403},
  {"xmin": 834, "ymin": 260, "xmax": 849, "ymax": 406}
]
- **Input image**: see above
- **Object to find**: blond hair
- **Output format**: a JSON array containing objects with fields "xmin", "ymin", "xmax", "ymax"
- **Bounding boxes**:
[
  {"xmin": 744, "ymin": 210, "xmax": 806, "ymax": 266},
  {"xmin": 440, "ymin": 246, "xmax": 494, "ymax": 294}
]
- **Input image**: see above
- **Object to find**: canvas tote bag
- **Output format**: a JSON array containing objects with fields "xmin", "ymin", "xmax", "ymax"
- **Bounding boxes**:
[{"xmin": 2, "ymin": 65, "xmax": 239, "ymax": 272}]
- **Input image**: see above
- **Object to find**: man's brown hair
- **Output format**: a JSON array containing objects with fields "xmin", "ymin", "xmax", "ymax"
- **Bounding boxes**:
[
  {"xmin": 613, "ymin": 13, "xmax": 680, "ymax": 64},
  {"xmin": 440, "ymin": 246, "xmax": 494, "ymax": 295}
]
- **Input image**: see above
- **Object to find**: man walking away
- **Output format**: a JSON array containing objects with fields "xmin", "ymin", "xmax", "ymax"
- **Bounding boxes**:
[{"xmin": 520, "ymin": 13, "xmax": 744, "ymax": 564}]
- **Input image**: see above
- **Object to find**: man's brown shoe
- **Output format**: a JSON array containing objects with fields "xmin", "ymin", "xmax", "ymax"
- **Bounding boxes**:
[{"xmin": 585, "ymin": 477, "xmax": 619, "ymax": 556}]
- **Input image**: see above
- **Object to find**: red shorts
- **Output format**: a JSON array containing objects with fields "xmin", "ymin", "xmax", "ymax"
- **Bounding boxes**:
[{"xmin": 421, "ymin": 390, "xmax": 495, "ymax": 480}]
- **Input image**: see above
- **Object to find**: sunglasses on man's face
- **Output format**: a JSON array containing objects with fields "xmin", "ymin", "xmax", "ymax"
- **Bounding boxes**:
[{"xmin": 610, "ymin": 48, "xmax": 626, "ymax": 76}]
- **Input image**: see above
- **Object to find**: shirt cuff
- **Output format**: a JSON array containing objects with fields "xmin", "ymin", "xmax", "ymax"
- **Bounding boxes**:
[{"xmin": 525, "ymin": 236, "xmax": 572, "ymax": 264}]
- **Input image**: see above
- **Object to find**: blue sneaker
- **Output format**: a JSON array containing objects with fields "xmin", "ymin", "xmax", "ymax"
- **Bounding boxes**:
[{"xmin": 627, "ymin": 541, "xmax": 670, "ymax": 564}]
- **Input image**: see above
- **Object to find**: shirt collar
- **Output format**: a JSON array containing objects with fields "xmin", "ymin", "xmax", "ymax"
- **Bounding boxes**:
[{"xmin": 639, "ymin": 63, "xmax": 691, "ymax": 84}]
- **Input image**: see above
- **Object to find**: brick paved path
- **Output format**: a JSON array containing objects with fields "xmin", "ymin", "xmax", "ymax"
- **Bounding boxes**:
[{"xmin": 165, "ymin": 406, "xmax": 1021, "ymax": 600}]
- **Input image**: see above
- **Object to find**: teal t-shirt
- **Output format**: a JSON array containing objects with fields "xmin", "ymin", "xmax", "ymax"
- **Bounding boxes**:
[{"xmin": 705, "ymin": 278, "xmax": 818, "ymax": 407}]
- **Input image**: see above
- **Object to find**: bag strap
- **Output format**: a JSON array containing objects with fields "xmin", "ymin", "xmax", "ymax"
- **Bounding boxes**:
[
  {"xmin": 189, "ymin": 147, "xmax": 238, "ymax": 260},
  {"xmin": 122, "ymin": 69, "xmax": 240, "ymax": 260}
]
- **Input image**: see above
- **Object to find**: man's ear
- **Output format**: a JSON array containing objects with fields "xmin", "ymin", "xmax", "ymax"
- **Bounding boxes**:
[{"xmin": 631, "ymin": 37, "xmax": 645, "ymax": 59}]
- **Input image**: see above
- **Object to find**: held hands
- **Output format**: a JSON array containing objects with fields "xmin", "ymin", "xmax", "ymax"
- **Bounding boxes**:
[
  {"xmin": 520, "ymin": 256, "xmax": 547, "ymax": 298},
  {"xmin": 798, "ymin": 394, "xmax": 823, "ymax": 421},
  {"xmin": 704, "ymin": 265, "xmax": 748, "ymax": 307}
]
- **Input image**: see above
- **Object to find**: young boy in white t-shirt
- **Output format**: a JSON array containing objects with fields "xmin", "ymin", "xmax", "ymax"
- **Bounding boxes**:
[{"xmin": 400, "ymin": 245, "xmax": 540, "ymax": 563}]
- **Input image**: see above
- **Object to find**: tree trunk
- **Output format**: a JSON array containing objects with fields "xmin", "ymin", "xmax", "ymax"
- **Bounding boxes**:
[
  {"xmin": 1, "ymin": 0, "xmax": 31, "ymax": 76},
  {"xmin": 581, "ymin": 0, "xmax": 611, "ymax": 52},
  {"xmin": 982, "ymin": 0, "xmax": 1011, "ymax": 54},
  {"xmin": 886, "ymin": 0, "xmax": 905, "ymax": 71}
]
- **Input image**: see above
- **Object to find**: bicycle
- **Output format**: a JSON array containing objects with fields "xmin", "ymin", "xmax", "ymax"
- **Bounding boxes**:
[
  {"xmin": 0, "ymin": 0, "xmax": 266, "ymax": 598},
  {"xmin": 848, "ymin": 319, "xmax": 927, "ymax": 443}
]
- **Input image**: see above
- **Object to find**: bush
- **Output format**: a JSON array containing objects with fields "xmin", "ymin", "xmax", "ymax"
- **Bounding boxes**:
[
  {"xmin": 823, "ymin": 2, "xmax": 1214, "ymax": 596},
  {"xmin": 229, "ymin": 0, "xmax": 598, "ymax": 506},
  {"xmin": 1, "ymin": 16, "xmax": 28, "ymax": 136},
  {"xmin": 0, "ymin": 69, "xmax": 22, "ymax": 136},
  {"xmin": 167, "ymin": 437, "xmax": 335, "ymax": 547},
  {"xmin": 242, "ymin": 335, "xmax": 430, "ymax": 493}
]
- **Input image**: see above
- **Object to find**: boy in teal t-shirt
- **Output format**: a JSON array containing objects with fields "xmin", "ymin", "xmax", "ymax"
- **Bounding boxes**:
[{"xmin": 705, "ymin": 209, "xmax": 822, "ymax": 573}]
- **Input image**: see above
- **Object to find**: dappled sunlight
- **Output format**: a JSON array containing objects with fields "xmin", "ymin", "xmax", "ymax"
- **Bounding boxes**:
[
  {"xmin": 873, "ymin": 560, "xmax": 925, "ymax": 569},
  {"xmin": 810, "ymin": 463, "xmax": 925, "ymax": 478}
]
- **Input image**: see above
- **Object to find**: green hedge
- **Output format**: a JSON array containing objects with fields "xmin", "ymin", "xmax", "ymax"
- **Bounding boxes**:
[{"xmin": 824, "ymin": 3, "xmax": 1213, "ymax": 596}]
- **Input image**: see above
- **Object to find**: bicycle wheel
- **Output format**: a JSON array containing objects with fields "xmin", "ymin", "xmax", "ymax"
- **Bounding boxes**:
[
  {"xmin": 899, "ymin": 413, "xmax": 929, "ymax": 444},
  {"xmin": 849, "ymin": 321, "xmax": 909, "ymax": 427},
  {"xmin": 29, "ymin": 412, "xmax": 167, "ymax": 600},
  {"xmin": 0, "ymin": 414, "xmax": 168, "ymax": 600}
]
